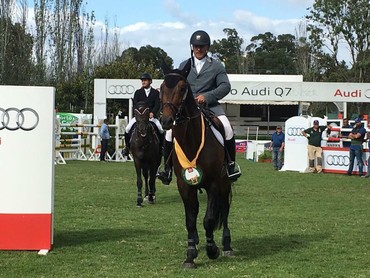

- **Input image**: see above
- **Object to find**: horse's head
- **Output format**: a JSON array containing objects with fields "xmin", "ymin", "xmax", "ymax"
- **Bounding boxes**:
[
  {"xmin": 134, "ymin": 101, "xmax": 150, "ymax": 137},
  {"xmin": 160, "ymin": 59, "xmax": 192, "ymax": 130}
]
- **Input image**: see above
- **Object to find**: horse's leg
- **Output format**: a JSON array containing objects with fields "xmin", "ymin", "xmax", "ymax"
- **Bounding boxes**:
[
  {"xmin": 203, "ymin": 186, "xmax": 220, "ymax": 260},
  {"xmin": 147, "ymin": 165, "xmax": 157, "ymax": 204},
  {"xmin": 135, "ymin": 163, "xmax": 143, "ymax": 207},
  {"xmin": 179, "ymin": 184, "xmax": 199, "ymax": 268},
  {"xmin": 142, "ymin": 165, "xmax": 150, "ymax": 202},
  {"xmin": 220, "ymin": 183, "xmax": 234, "ymax": 256}
]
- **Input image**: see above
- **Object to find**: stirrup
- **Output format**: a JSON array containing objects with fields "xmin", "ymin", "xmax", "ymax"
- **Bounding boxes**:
[
  {"xmin": 156, "ymin": 166, "xmax": 172, "ymax": 185},
  {"xmin": 227, "ymin": 162, "xmax": 241, "ymax": 181},
  {"xmin": 121, "ymin": 148, "xmax": 132, "ymax": 161}
]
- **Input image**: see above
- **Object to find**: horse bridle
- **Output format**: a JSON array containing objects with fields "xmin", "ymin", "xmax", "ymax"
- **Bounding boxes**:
[
  {"xmin": 134, "ymin": 107, "xmax": 150, "ymax": 137},
  {"xmin": 162, "ymin": 73, "xmax": 200, "ymax": 125}
]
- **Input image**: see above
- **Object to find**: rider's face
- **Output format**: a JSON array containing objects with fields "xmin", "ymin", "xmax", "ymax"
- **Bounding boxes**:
[
  {"xmin": 192, "ymin": 44, "xmax": 209, "ymax": 60},
  {"xmin": 141, "ymin": 79, "xmax": 151, "ymax": 89}
]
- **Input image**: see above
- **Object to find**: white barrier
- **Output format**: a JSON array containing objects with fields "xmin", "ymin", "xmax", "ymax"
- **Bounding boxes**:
[
  {"xmin": 55, "ymin": 115, "xmax": 129, "ymax": 163},
  {"xmin": 0, "ymin": 86, "xmax": 55, "ymax": 252}
]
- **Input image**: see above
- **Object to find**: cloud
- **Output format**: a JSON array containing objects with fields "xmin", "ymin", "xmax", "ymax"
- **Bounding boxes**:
[{"xmin": 164, "ymin": 0, "xmax": 197, "ymax": 24}]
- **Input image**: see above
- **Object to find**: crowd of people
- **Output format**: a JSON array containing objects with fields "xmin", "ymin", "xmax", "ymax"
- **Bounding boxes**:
[{"xmin": 266, "ymin": 116, "xmax": 370, "ymax": 176}]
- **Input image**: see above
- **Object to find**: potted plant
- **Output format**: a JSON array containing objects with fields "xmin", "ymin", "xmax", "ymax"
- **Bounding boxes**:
[{"xmin": 258, "ymin": 150, "xmax": 272, "ymax": 163}]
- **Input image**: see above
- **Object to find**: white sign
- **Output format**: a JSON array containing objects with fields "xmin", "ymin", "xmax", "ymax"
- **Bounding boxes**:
[{"xmin": 0, "ymin": 86, "xmax": 55, "ymax": 251}]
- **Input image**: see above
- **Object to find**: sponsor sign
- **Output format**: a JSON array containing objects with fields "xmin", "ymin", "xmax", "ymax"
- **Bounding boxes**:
[{"xmin": 0, "ymin": 86, "xmax": 55, "ymax": 251}]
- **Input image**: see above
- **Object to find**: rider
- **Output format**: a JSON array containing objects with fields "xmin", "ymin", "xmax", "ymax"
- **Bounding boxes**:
[
  {"xmin": 157, "ymin": 30, "xmax": 242, "ymax": 184},
  {"xmin": 122, "ymin": 73, "xmax": 164, "ymax": 159}
]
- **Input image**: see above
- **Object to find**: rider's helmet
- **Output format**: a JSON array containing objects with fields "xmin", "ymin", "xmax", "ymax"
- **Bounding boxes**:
[
  {"xmin": 140, "ymin": 73, "xmax": 152, "ymax": 80},
  {"xmin": 190, "ymin": 30, "xmax": 211, "ymax": 46}
]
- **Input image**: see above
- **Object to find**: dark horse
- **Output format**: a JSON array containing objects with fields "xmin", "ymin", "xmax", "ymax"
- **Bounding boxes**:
[
  {"xmin": 130, "ymin": 101, "xmax": 162, "ymax": 207},
  {"xmin": 160, "ymin": 60, "xmax": 234, "ymax": 268}
]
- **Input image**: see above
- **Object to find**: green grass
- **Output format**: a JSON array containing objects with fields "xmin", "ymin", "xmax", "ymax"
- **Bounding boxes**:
[{"xmin": 1, "ymin": 155, "xmax": 370, "ymax": 277}]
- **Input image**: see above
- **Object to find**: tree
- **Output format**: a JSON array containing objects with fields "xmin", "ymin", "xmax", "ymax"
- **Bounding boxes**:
[
  {"xmin": 0, "ymin": 19, "xmax": 34, "ymax": 85},
  {"xmin": 245, "ymin": 32, "xmax": 298, "ymax": 74},
  {"xmin": 119, "ymin": 45, "xmax": 173, "ymax": 78},
  {"xmin": 306, "ymin": 0, "xmax": 370, "ymax": 82},
  {"xmin": 210, "ymin": 28, "xmax": 246, "ymax": 74},
  {"xmin": 33, "ymin": 0, "xmax": 50, "ymax": 84}
]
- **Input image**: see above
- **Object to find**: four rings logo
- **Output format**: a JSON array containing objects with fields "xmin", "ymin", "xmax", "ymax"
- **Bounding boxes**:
[
  {"xmin": 0, "ymin": 107, "xmax": 39, "ymax": 131},
  {"xmin": 287, "ymin": 127, "xmax": 305, "ymax": 136},
  {"xmin": 108, "ymin": 85, "xmax": 135, "ymax": 95},
  {"xmin": 326, "ymin": 155, "xmax": 350, "ymax": 166}
]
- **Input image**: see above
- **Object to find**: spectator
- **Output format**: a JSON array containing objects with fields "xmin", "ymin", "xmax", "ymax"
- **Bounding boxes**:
[
  {"xmin": 347, "ymin": 117, "xmax": 366, "ymax": 176},
  {"xmin": 269, "ymin": 126, "xmax": 285, "ymax": 170},
  {"xmin": 301, "ymin": 120, "xmax": 331, "ymax": 173},
  {"xmin": 100, "ymin": 118, "xmax": 110, "ymax": 162}
]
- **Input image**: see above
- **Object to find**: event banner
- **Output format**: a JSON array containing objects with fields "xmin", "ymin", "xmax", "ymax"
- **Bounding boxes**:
[{"xmin": 0, "ymin": 86, "xmax": 55, "ymax": 251}]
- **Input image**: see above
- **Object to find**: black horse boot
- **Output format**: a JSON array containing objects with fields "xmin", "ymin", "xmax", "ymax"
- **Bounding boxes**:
[
  {"xmin": 157, "ymin": 140, "xmax": 173, "ymax": 185},
  {"xmin": 122, "ymin": 131, "xmax": 131, "ymax": 160},
  {"xmin": 225, "ymin": 137, "xmax": 241, "ymax": 181}
]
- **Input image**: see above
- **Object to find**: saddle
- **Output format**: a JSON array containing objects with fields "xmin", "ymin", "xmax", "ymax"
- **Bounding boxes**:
[{"xmin": 200, "ymin": 106, "xmax": 225, "ymax": 143}]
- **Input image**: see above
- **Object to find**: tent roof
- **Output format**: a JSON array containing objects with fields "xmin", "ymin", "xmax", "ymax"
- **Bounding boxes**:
[{"xmin": 220, "ymin": 100, "xmax": 299, "ymax": 105}]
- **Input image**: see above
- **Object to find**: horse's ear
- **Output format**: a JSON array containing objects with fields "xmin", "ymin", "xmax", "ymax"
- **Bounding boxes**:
[
  {"xmin": 161, "ymin": 59, "xmax": 172, "ymax": 75},
  {"xmin": 181, "ymin": 58, "xmax": 191, "ymax": 78}
]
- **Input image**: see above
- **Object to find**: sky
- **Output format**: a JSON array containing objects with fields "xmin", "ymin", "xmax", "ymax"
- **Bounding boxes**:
[
  {"xmin": 84, "ymin": 0, "xmax": 315, "ymax": 67},
  {"xmin": 83, "ymin": 0, "xmax": 315, "ymax": 67}
]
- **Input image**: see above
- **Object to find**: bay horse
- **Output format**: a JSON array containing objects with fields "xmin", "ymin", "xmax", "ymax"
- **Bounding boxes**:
[
  {"xmin": 160, "ymin": 60, "xmax": 234, "ymax": 268},
  {"xmin": 130, "ymin": 101, "xmax": 162, "ymax": 207}
]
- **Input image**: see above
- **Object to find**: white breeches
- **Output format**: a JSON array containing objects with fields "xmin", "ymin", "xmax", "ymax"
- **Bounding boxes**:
[{"xmin": 125, "ymin": 117, "xmax": 164, "ymax": 133}]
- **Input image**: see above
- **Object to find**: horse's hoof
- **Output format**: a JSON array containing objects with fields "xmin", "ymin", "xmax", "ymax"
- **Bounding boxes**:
[
  {"xmin": 207, "ymin": 246, "xmax": 220, "ymax": 260},
  {"xmin": 223, "ymin": 250, "xmax": 235, "ymax": 257},
  {"xmin": 182, "ymin": 261, "xmax": 197, "ymax": 269},
  {"xmin": 136, "ymin": 203, "xmax": 142, "ymax": 208}
]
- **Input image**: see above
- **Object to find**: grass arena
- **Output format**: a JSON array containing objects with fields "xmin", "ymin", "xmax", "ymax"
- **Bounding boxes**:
[{"xmin": 1, "ymin": 156, "xmax": 370, "ymax": 277}]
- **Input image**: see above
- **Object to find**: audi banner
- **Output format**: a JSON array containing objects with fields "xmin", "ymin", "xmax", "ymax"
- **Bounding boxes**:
[
  {"xmin": 323, "ymin": 148, "xmax": 369, "ymax": 174},
  {"xmin": 0, "ymin": 86, "xmax": 55, "ymax": 252}
]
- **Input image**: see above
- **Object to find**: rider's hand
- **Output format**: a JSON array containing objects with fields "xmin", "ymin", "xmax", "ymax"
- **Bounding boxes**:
[
  {"xmin": 195, "ymin": 95, "xmax": 205, "ymax": 104},
  {"xmin": 149, "ymin": 112, "xmax": 154, "ymax": 119}
]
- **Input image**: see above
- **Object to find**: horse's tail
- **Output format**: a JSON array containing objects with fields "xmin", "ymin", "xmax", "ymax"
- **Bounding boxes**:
[{"xmin": 213, "ymin": 186, "xmax": 233, "ymax": 231}]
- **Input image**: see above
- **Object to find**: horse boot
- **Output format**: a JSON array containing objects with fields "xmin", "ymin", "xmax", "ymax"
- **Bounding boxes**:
[
  {"xmin": 225, "ymin": 137, "xmax": 241, "ymax": 182},
  {"xmin": 122, "ymin": 131, "xmax": 131, "ymax": 160},
  {"xmin": 157, "ymin": 140, "xmax": 173, "ymax": 185}
]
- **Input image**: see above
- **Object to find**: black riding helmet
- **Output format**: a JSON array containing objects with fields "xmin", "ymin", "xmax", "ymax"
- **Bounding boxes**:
[
  {"xmin": 190, "ymin": 30, "xmax": 211, "ymax": 46},
  {"xmin": 140, "ymin": 73, "xmax": 152, "ymax": 80}
]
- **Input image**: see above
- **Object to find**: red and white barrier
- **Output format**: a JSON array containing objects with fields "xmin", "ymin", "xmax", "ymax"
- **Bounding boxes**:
[{"xmin": 0, "ymin": 86, "xmax": 55, "ymax": 253}]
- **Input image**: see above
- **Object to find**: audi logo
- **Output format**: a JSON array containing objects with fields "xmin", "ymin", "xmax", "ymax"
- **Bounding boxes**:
[
  {"xmin": 287, "ymin": 127, "xmax": 305, "ymax": 136},
  {"xmin": 108, "ymin": 85, "xmax": 135, "ymax": 95},
  {"xmin": 0, "ymin": 107, "xmax": 39, "ymax": 131},
  {"xmin": 326, "ymin": 155, "xmax": 350, "ymax": 166}
]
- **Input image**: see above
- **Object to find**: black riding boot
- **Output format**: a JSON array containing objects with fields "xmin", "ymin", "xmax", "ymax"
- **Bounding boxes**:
[
  {"xmin": 157, "ymin": 140, "xmax": 173, "ymax": 185},
  {"xmin": 122, "ymin": 132, "xmax": 131, "ymax": 160},
  {"xmin": 225, "ymin": 137, "xmax": 241, "ymax": 181}
]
